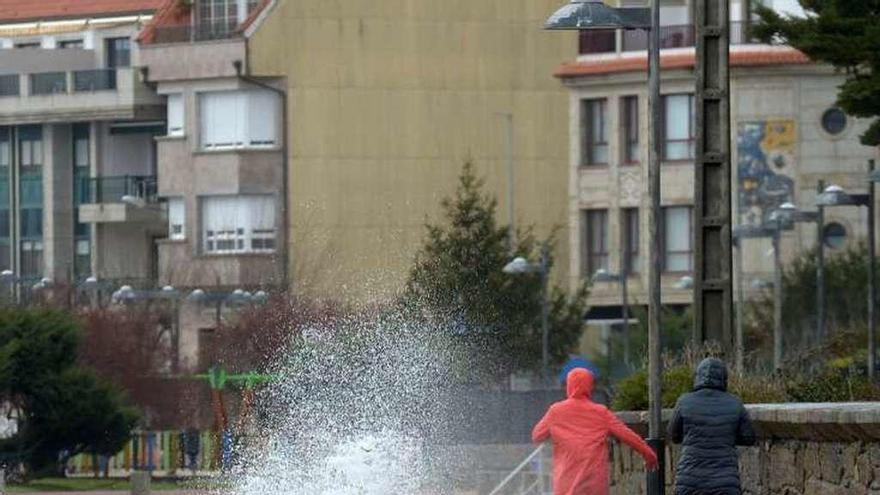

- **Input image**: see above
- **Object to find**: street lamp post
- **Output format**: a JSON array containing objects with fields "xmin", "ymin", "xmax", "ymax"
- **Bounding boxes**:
[
  {"xmin": 114, "ymin": 284, "xmax": 184, "ymax": 373},
  {"xmin": 544, "ymin": 2, "xmax": 663, "ymax": 490},
  {"xmin": 503, "ymin": 246, "xmax": 551, "ymax": 384},
  {"xmin": 817, "ymin": 170, "xmax": 876, "ymax": 380},
  {"xmin": 734, "ymin": 223, "xmax": 787, "ymax": 370},
  {"xmin": 772, "ymin": 202, "xmax": 822, "ymax": 348}
]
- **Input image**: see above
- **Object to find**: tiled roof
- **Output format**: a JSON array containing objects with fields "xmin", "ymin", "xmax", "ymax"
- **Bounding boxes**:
[
  {"xmin": 554, "ymin": 47, "xmax": 812, "ymax": 78},
  {"xmin": 0, "ymin": 0, "xmax": 163, "ymax": 23}
]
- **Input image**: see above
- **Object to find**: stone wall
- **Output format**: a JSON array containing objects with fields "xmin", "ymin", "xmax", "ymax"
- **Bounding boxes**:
[{"xmin": 611, "ymin": 403, "xmax": 880, "ymax": 495}]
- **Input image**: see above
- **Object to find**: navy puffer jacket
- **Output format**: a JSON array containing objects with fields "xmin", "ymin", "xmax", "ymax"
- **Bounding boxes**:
[{"xmin": 667, "ymin": 358, "xmax": 756, "ymax": 495}]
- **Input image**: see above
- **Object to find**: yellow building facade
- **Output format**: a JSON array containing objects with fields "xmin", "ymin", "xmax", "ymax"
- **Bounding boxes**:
[{"xmin": 246, "ymin": 0, "xmax": 576, "ymax": 301}]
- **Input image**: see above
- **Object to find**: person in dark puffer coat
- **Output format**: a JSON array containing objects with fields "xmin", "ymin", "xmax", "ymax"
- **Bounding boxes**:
[{"xmin": 667, "ymin": 357, "xmax": 756, "ymax": 495}]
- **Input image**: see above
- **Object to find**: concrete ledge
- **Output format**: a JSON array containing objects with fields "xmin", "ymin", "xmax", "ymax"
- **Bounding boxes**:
[{"xmin": 616, "ymin": 402, "xmax": 880, "ymax": 441}]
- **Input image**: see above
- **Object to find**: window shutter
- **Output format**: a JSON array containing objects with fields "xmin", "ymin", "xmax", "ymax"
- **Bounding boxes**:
[
  {"xmin": 167, "ymin": 94, "xmax": 184, "ymax": 136},
  {"xmin": 201, "ymin": 92, "xmax": 239, "ymax": 148},
  {"xmin": 247, "ymin": 90, "xmax": 279, "ymax": 146},
  {"xmin": 168, "ymin": 198, "xmax": 185, "ymax": 239}
]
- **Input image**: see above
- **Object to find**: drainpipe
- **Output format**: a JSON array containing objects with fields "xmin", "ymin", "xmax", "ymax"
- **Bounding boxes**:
[{"xmin": 233, "ymin": 59, "xmax": 291, "ymax": 293}]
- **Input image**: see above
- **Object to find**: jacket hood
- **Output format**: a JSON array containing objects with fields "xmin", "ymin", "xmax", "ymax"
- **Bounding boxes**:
[
  {"xmin": 694, "ymin": 357, "xmax": 728, "ymax": 391},
  {"xmin": 566, "ymin": 368, "xmax": 594, "ymax": 399}
]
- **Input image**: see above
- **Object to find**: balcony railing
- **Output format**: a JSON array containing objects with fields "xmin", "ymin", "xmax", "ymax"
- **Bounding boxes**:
[
  {"xmin": 579, "ymin": 21, "xmax": 755, "ymax": 55},
  {"xmin": 4, "ymin": 68, "xmax": 122, "ymax": 98},
  {"xmin": 83, "ymin": 175, "xmax": 158, "ymax": 205},
  {"xmin": 30, "ymin": 72, "xmax": 67, "ymax": 95},
  {"xmin": 0, "ymin": 75, "xmax": 19, "ymax": 97},
  {"xmin": 152, "ymin": 22, "xmax": 241, "ymax": 44},
  {"xmin": 73, "ymin": 69, "xmax": 117, "ymax": 92}
]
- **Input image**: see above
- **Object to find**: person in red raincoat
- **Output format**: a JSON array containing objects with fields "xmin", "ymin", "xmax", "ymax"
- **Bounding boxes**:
[{"xmin": 532, "ymin": 368, "xmax": 658, "ymax": 495}]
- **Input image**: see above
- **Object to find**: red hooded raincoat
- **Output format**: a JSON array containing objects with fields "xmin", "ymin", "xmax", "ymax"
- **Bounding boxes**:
[{"xmin": 532, "ymin": 368, "xmax": 658, "ymax": 495}]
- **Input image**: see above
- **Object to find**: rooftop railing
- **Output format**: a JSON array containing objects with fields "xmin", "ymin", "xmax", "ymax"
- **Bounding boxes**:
[
  {"xmin": 152, "ymin": 22, "xmax": 241, "ymax": 44},
  {"xmin": 579, "ymin": 21, "xmax": 756, "ymax": 56}
]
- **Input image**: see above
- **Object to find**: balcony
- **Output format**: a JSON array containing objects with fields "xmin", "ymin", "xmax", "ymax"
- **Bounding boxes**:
[
  {"xmin": 78, "ymin": 175, "xmax": 164, "ymax": 225},
  {"xmin": 579, "ymin": 21, "xmax": 754, "ymax": 56},
  {"xmin": 0, "ymin": 67, "xmax": 163, "ymax": 125}
]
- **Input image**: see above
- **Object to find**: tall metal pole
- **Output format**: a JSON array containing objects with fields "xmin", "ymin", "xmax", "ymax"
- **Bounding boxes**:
[
  {"xmin": 621, "ymin": 212, "xmax": 631, "ymax": 367},
  {"xmin": 646, "ymin": 0, "xmax": 665, "ymax": 488},
  {"xmin": 539, "ymin": 246, "xmax": 551, "ymax": 385},
  {"xmin": 501, "ymin": 113, "xmax": 517, "ymax": 252},
  {"xmin": 817, "ymin": 180, "xmax": 826, "ymax": 344},
  {"xmin": 868, "ymin": 159, "xmax": 876, "ymax": 380},
  {"xmin": 735, "ymin": 238, "xmax": 745, "ymax": 373},
  {"xmin": 772, "ymin": 227, "xmax": 783, "ymax": 371},
  {"xmin": 622, "ymin": 272, "xmax": 630, "ymax": 368}
]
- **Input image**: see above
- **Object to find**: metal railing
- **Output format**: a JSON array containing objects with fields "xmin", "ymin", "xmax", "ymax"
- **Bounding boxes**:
[
  {"xmin": 0, "ymin": 74, "xmax": 19, "ymax": 97},
  {"xmin": 30, "ymin": 71, "xmax": 67, "ymax": 95},
  {"xmin": 83, "ymin": 175, "xmax": 158, "ymax": 204},
  {"xmin": 73, "ymin": 69, "xmax": 117, "ymax": 92},
  {"xmin": 580, "ymin": 21, "xmax": 756, "ymax": 55},
  {"xmin": 152, "ymin": 22, "xmax": 241, "ymax": 44},
  {"xmin": 488, "ymin": 444, "xmax": 551, "ymax": 495}
]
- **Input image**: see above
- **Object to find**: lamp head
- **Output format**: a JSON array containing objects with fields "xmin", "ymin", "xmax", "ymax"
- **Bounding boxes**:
[
  {"xmin": 544, "ymin": 0, "xmax": 650, "ymax": 30},
  {"xmin": 816, "ymin": 184, "xmax": 850, "ymax": 206},
  {"xmin": 503, "ymin": 257, "xmax": 532, "ymax": 274},
  {"xmin": 674, "ymin": 276, "xmax": 694, "ymax": 289},
  {"xmin": 187, "ymin": 288, "xmax": 207, "ymax": 302}
]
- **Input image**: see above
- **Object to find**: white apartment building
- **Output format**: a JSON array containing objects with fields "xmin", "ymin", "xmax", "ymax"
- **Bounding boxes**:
[{"xmin": 0, "ymin": 0, "xmax": 164, "ymax": 297}]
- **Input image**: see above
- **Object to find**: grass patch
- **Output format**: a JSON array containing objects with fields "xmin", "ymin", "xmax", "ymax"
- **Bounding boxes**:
[{"xmin": 7, "ymin": 477, "xmax": 204, "ymax": 492}]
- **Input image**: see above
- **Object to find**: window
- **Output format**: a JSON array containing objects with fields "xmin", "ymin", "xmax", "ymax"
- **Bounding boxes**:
[
  {"xmin": 20, "ymin": 240, "xmax": 43, "ymax": 277},
  {"xmin": 622, "ymin": 208, "xmax": 640, "ymax": 274},
  {"xmin": 199, "ymin": 0, "xmax": 238, "ymax": 34},
  {"xmin": 823, "ymin": 222, "xmax": 847, "ymax": 249},
  {"xmin": 581, "ymin": 99, "xmax": 609, "ymax": 165},
  {"xmin": 622, "ymin": 96, "xmax": 639, "ymax": 163},
  {"xmin": 0, "ymin": 128, "xmax": 10, "ymax": 271},
  {"xmin": 18, "ymin": 125, "xmax": 43, "ymax": 278},
  {"xmin": 105, "ymin": 37, "xmax": 131, "ymax": 68},
  {"xmin": 15, "ymin": 42, "xmax": 40, "ymax": 49},
  {"xmin": 662, "ymin": 206, "xmax": 692, "ymax": 272},
  {"xmin": 75, "ymin": 239, "xmax": 91, "ymax": 279},
  {"xmin": 583, "ymin": 209, "xmax": 609, "ymax": 276},
  {"xmin": 200, "ymin": 90, "xmax": 280, "ymax": 150},
  {"xmin": 821, "ymin": 108, "xmax": 847, "ymax": 136},
  {"xmin": 663, "ymin": 94, "xmax": 695, "ymax": 161},
  {"xmin": 201, "ymin": 195, "xmax": 276, "ymax": 254},
  {"xmin": 167, "ymin": 94, "xmax": 184, "ymax": 137},
  {"xmin": 168, "ymin": 198, "xmax": 185, "ymax": 240},
  {"xmin": 59, "ymin": 39, "xmax": 84, "ymax": 49}
]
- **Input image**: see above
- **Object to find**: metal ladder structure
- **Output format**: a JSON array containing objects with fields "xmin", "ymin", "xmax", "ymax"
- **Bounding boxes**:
[{"xmin": 487, "ymin": 444, "xmax": 552, "ymax": 495}]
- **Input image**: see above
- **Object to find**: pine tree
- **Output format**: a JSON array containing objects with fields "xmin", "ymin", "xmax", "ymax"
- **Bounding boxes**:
[
  {"xmin": 404, "ymin": 162, "xmax": 589, "ymax": 378},
  {"xmin": 754, "ymin": 0, "xmax": 880, "ymax": 145}
]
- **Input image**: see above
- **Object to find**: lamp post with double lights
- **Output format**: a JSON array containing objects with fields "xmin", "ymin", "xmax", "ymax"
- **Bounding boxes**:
[
  {"xmin": 544, "ymin": 3, "xmax": 666, "ymax": 490},
  {"xmin": 0, "ymin": 269, "xmax": 53, "ymax": 305},
  {"xmin": 113, "ymin": 284, "xmax": 184, "ymax": 373},
  {"xmin": 817, "ymin": 161, "xmax": 877, "ymax": 380},
  {"xmin": 503, "ymin": 246, "xmax": 551, "ymax": 384},
  {"xmin": 186, "ymin": 287, "xmax": 270, "ymax": 331},
  {"xmin": 771, "ymin": 202, "xmax": 822, "ymax": 348}
]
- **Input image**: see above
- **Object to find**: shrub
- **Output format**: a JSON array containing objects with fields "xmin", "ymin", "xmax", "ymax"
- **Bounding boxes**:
[{"xmin": 612, "ymin": 365, "xmax": 693, "ymax": 411}]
